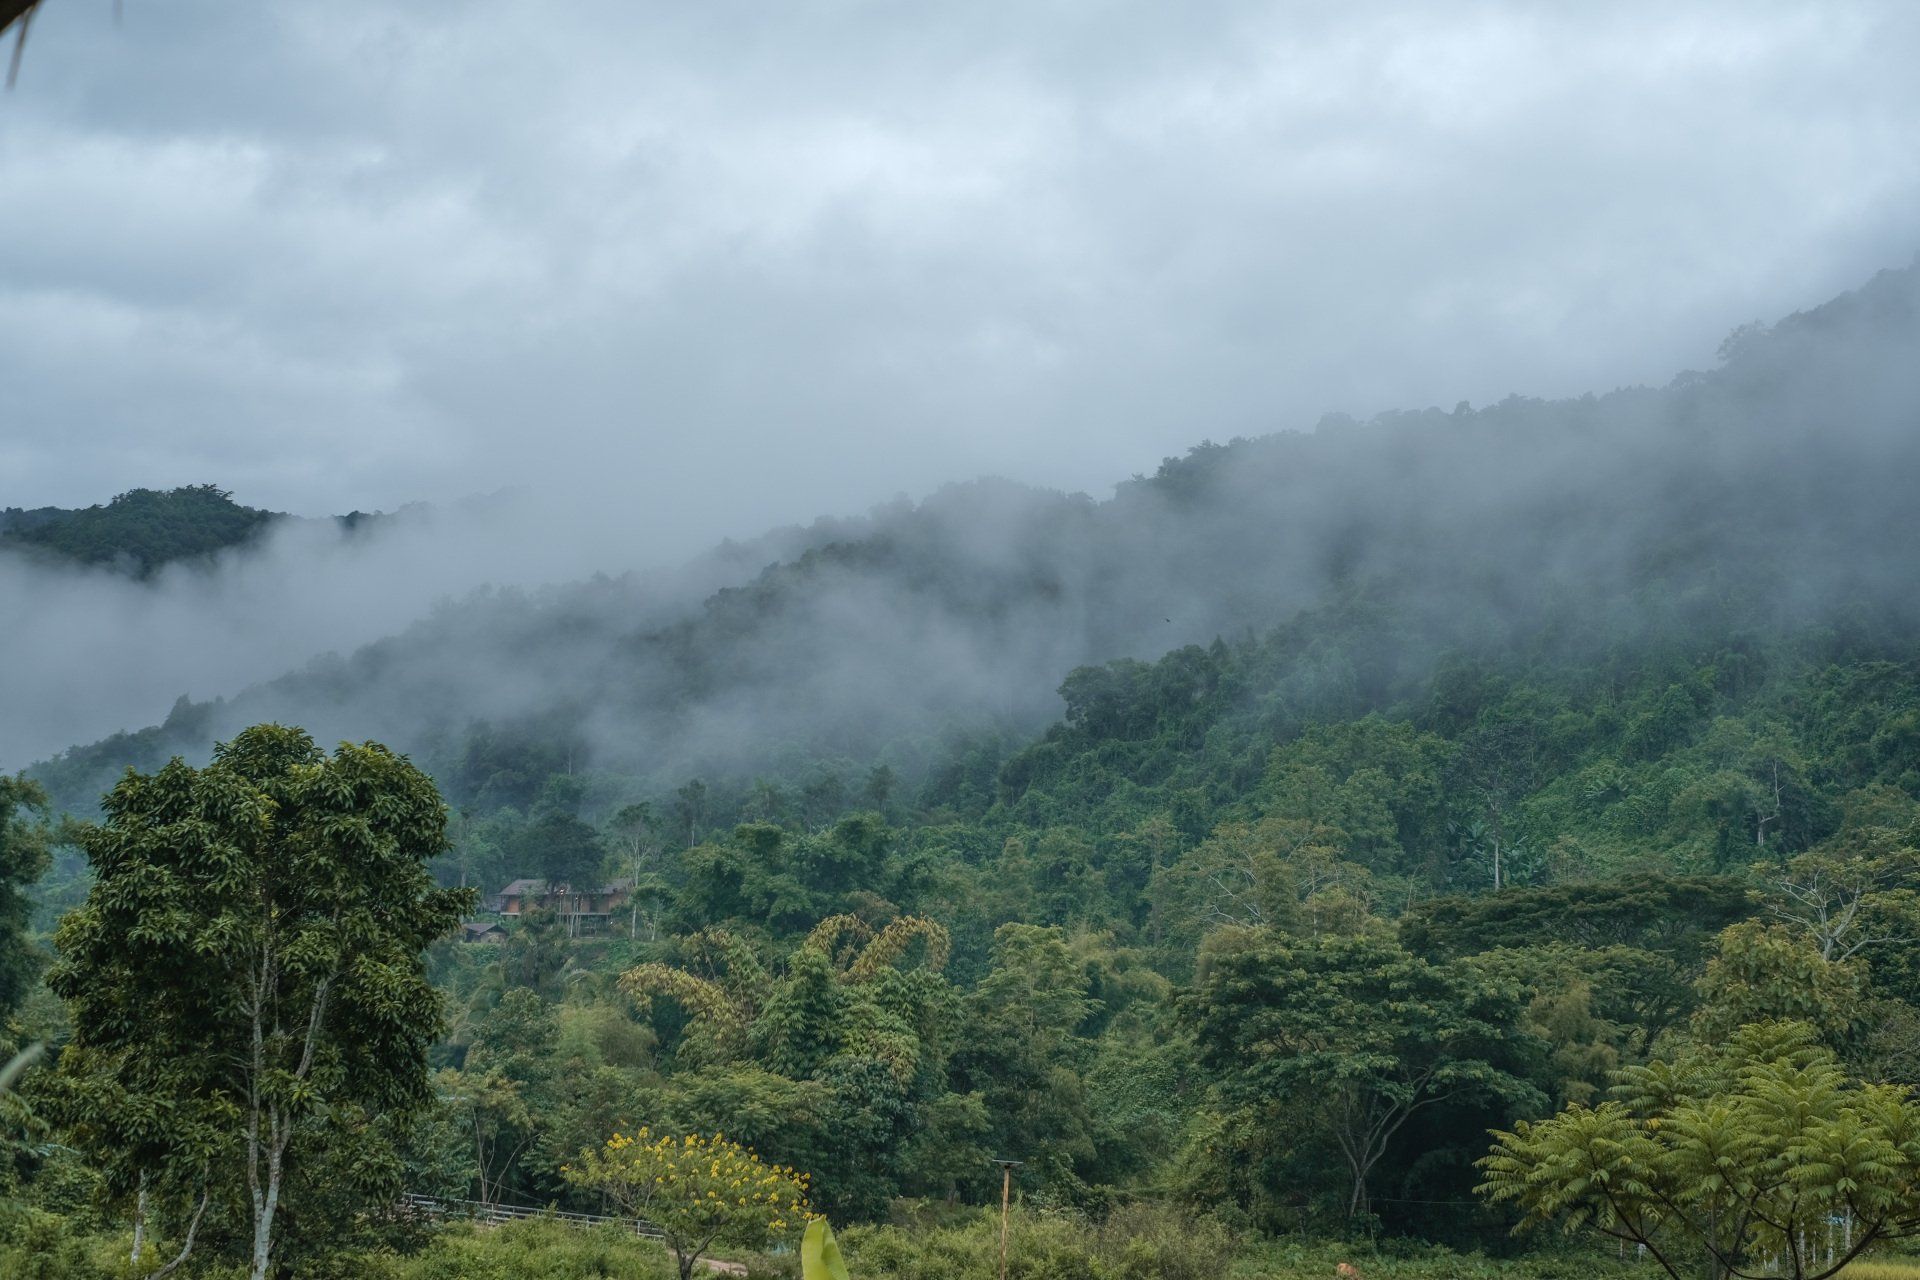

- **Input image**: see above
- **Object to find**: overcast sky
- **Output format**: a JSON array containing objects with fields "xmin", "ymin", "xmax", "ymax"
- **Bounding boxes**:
[{"xmin": 3, "ymin": 0, "xmax": 1918, "ymax": 555}]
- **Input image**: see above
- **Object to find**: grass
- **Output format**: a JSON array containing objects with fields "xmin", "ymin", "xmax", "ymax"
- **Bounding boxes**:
[
  {"xmin": 1229, "ymin": 1238, "xmax": 1658, "ymax": 1279},
  {"xmin": 1841, "ymin": 1262, "xmax": 1920, "ymax": 1280}
]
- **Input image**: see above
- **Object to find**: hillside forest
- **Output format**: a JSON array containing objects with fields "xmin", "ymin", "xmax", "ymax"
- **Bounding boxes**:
[
  {"xmin": 6, "ymin": 266, "xmax": 1920, "ymax": 1277},
  {"xmin": 0, "ymin": 485, "xmax": 393, "ymax": 579}
]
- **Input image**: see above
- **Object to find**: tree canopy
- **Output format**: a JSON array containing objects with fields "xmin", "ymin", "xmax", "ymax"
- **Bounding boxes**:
[{"xmin": 45, "ymin": 725, "xmax": 471, "ymax": 1280}]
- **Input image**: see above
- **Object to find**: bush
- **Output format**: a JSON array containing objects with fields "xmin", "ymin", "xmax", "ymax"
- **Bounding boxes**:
[
  {"xmin": 1094, "ymin": 1202, "xmax": 1234, "ymax": 1280},
  {"xmin": 1231, "ymin": 1237, "xmax": 1655, "ymax": 1279},
  {"xmin": 388, "ymin": 1220, "xmax": 676, "ymax": 1280},
  {"xmin": 840, "ymin": 1202, "xmax": 1235, "ymax": 1280},
  {"xmin": 0, "ymin": 1205, "xmax": 115, "ymax": 1280}
]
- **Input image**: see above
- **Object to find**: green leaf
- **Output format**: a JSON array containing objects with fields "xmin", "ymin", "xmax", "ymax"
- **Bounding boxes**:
[{"xmin": 801, "ymin": 1216, "xmax": 850, "ymax": 1280}]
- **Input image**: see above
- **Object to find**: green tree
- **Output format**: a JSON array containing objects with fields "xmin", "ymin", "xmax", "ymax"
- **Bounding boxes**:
[
  {"xmin": 952, "ymin": 924, "xmax": 1103, "ymax": 1198},
  {"xmin": 47, "ymin": 725, "xmax": 472, "ymax": 1280},
  {"xmin": 1186, "ymin": 928, "xmax": 1542, "ymax": 1219},
  {"xmin": 564, "ymin": 1127, "xmax": 809, "ymax": 1280},
  {"xmin": 2, "ymin": 484, "xmax": 277, "ymax": 576},
  {"xmin": 626, "ymin": 915, "xmax": 956, "ymax": 1218},
  {"xmin": 1763, "ymin": 785, "xmax": 1920, "ymax": 961},
  {"xmin": 1692, "ymin": 921, "xmax": 1865, "ymax": 1049},
  {"xmin": 0, "ymin": 775, "xmax": 51, "ymax": 1033},
  {"xmin": 1445, "ymin": 718, "xmax": 1540, "ymax": 890},
  {"xmin": 447, "ymin": 987, "xmax": 561, "ymax": 1207},
  {"xmin": 1479, "ymin": 1022, "xmax": 1920, "ymax": 1280},
  {"xmin": 610, "ymin": 802, "xmax": 667, "ymax": 940},
  {"xmin": 1399, "ymin": 874, "xmax": 1755, "ymax": 964}
]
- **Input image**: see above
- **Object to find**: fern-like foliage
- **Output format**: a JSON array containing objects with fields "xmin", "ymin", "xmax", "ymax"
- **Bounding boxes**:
[{"xmin": 1479, "ymin": 1019, "xmax": 1920, "ymax": 1280}]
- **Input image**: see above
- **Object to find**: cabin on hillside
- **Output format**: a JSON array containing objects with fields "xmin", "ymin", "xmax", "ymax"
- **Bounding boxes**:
[
  {"xmin": 489, "ymin": 877, "xmax": 634, "ymax": 936},
  {"xmin": 459, "ymin": 921, "xmax": 508, "ymax": 945}
]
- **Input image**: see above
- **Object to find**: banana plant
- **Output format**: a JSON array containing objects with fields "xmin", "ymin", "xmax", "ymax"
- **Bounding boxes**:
[{"xmin": 801, "ymin": 1217, "xmax": 849, "ymax": 1280}]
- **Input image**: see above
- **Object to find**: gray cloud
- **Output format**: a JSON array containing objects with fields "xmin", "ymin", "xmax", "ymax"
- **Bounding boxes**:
[
  {"xmin": 2, "ymin": 1, "xmax": 1918, "ymax": 768},
  {"xmin": 0, "ymin": 491, "xmax": 851, "ymax": 769}
]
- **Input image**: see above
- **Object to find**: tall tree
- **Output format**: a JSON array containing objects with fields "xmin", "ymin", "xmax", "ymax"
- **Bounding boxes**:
[
  {"xmin": 1446, "ymin": 718, "xmax": 1540, "ymax": 891},
  {"xmin": 48, "ymin": 725, "xmax": 472, "ymax": 1280},
  {"xmin": 1692, "ymin": 922, "xmax": 1866, "ymax": 1049},
  {"xmin": 609, "ymin": 802, "xmax": 666, "ymax": 940},
  {"xmin": 0, "ymin": 775, "xmax": 51, "ymax": 1032},
  {"xmin": 1186, "ymin": 928, "xmax": 1542, "ymax": 1219}
]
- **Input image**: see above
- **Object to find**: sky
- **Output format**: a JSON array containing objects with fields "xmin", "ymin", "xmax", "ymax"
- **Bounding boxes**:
[
  {"xmin": 3, "ymin": 1, "xmax": 1920, "ymax": 769},
  {"xmin": 2, "ymin": 0, "xmax": 1916, "ymax": 549}
]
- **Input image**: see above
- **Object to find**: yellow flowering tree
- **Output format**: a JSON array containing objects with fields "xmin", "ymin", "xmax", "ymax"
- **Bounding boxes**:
[{"xmin": 564, "ymin": 1128, "xmax": 811, "ymax": 1280}]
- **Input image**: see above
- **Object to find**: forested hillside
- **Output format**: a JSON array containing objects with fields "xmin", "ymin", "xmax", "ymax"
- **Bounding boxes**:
[
  {"xmin": 9, "ymin": 263, "xmax": 1920, "ymax": 1276},
  {"xmin": 27, "ymin": 263, "xmax": 1920, "ymax": 814},
  {"xmin": 0, "ymin": 484, "xmax": 383, "ymax": 578}
]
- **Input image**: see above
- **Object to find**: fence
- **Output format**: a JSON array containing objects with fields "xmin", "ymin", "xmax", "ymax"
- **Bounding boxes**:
[{"xmin": 400, "ymin": 1193, "xmax": 664, "ymax": 1240}]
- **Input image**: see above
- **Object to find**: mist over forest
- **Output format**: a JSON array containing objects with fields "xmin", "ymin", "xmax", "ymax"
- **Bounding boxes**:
[
  {"xmin": 14, "ymin": 252, "xmax": 1920, "ymax": 1277},
  {"xmin": 12, "ymin": 6, "xmax": 1920, "ymax": 1275},
  {"xmin": 18, "ymin": 260, "xmax": 1920, "ymax": 812}
]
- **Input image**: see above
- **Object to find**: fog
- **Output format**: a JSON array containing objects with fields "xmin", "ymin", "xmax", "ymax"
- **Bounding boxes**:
[
  {"xmin": 0, "ymin": 489, "xmax": 879, "ymax": 769},
  {"xmin": 4, "ymin": 2, "xmax": 1917, "ymax": 525},
  {"xmin": 4, "ymin": 2, "xmax": 1920, "ymax": 786},
  {"xmin": 15, "ymin": 263, "xmax": 1920, "ymax": 807}
]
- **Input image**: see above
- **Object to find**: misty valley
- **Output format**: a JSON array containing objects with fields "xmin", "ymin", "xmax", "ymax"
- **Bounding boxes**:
[{"xmin": 5, "ymin": 261, "xmax": 1920, "ymax": 1279}]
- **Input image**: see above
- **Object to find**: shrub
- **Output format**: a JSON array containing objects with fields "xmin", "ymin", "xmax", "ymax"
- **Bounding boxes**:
[{"xmin": 840, "ymin": 1202, "xmax": 1234, "ymax": 1280}]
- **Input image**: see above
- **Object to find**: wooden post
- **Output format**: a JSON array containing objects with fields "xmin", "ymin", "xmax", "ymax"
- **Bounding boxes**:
[
  {"xmin": 999, "ymin": 1165, "xmax": 1011, "ymax": 1280},
  {"xmin": 994, "ymin": 1158, "xmax": 1023, "ymax": 1280}
]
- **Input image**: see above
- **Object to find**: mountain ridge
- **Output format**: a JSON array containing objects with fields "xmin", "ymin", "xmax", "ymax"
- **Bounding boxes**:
[
  {"xmin": 25, "ymin": 262, "xmax": 1920, "ymax": 816},
  {"xmin": 0, "ymin": 484, "xmax": 391, "ymax": 578}
]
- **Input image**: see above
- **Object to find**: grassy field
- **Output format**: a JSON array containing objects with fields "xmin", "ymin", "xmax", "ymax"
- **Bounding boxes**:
[{"xmin": 15, "ymin": 1205, "xmax": 1847, "ymax": 1280}]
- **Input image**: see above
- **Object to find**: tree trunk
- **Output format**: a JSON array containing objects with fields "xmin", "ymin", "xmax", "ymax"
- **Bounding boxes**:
[
  {"xmin": 131, "ymin": 1177, "xmax": 147, "ymax": 1264},
  {"xmin": 250, "ymin": 1131, "xmax": 284, "ymax": 1280},
  {"xmin": 145, "ymin": 1186, "xmax": 210, "ymax": 1280},
  {"xmin": 1345, "ymin": 1141, "xmax": 1376, "ymax": 1220}
]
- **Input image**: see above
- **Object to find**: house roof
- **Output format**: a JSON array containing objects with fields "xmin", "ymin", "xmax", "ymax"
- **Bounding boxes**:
[{"xmin": 495, "ymin": 877, "xmax": 636, "ymax": 897}]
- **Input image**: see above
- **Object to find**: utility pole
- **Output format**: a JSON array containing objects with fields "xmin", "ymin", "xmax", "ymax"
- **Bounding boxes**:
[{"xmin": 994, "ymin": 1158, "xmax": 1023, "ymax": 1280}]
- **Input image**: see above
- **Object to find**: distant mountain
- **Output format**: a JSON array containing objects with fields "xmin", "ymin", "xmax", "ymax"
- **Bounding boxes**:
[
  {"xmin": 27, "ymin": 263, "xmax": 1920, "ymax": 813},
  {"xmin": 0, "ymin": 484, "xmax": 386, "ymax": 577}
]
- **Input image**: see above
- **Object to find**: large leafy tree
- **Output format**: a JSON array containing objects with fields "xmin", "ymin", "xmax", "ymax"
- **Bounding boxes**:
[
  {"xmin": 1186, "ymin": 927, "xmax": 1543, "ymax": 1219},
  {"xmin": 0, "ymin": 776, "xmax": 52, "ymax": 1194},
  {"xmin": 1479, "ymin": 1022, "xmax": 1920, "ymax": 1280},
  {"xmin": 441, "ymin": 988, "xmax": 561, "ymax": 1208},
  {"xmin": 0, "ymin": 775, "xmax": 52, "ymax": 1032},
  {"xmin": 1691, "ymin": 922, "xmax": 1866, "ymax": 1048},
  {"xmin": 1762, "ymin": 785, "xmax": 1920, "ymax": 962},
  {"xmin": 47, "ymin": 725, "xmax": 472, "ymax": 1280}
]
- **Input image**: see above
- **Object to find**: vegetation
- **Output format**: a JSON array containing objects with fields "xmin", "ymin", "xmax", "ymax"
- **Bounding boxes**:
[
  {"xmin": 18, "ymin": 611, "xmax": 1920, "ymax": 1273},
  {"xmin": 564, "ymin": 1129, "xmax": 808, "ymax": 1279},
  {"xmin": 9, "ymin": 269, "xmax": 1920, "ymax": 1273},
  {"xmin": 43, "ymin": 726, "xmax": 472, "ymax": 1280},
  {"xmin": 802, "ymin": 1216, "xmax": 849, "ymax": 1280},
  {"xmin": 0, "ymin": 486, "xmax": 278, "ymax": 576},
  {"xmin": 1481, "ymin": 1022, "xmax": 1920, "ymax": 1279},
  {"xmin": 0, "ymin": 776, "xmax": 51, "ymax": 1031},
  {"xmin": 0, "ymin": 484, "xmax": 388, "ymax": 578}
]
